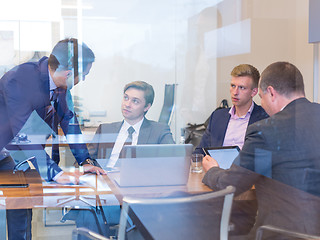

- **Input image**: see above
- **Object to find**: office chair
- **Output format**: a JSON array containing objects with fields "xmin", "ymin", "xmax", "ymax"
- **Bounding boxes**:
[
  {"xmin": 255, "ymin": 225, "xmax": 320, "ymax": 240},
  {"xmin": 158, "ymin": 84, "xmax": 176, "ymax": 125},
  {"xmin": 73, "ymin": 186, "xmax": 235, "ymax": 240},
  {"xmin": 118, "ymin": 185, "xmax": 235, "ymax": 240}
]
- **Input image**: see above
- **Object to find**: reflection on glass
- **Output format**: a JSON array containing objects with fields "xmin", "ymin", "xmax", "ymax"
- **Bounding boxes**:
[{"xmin": 0, "ymin": 0, "xmax": 317, "ymax": 239}]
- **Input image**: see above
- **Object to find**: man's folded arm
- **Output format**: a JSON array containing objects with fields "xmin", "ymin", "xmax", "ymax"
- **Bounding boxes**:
[
  {"xmin": 46, "ymin": 153, "xmax": 63, "ymax": 181},
  {"xmin": 159, "ymin": 124, "xmax": 175, "ymax": 144},
  {"xmin": 202, "ymin": 164, "xmax": 258, "ymax": 196},
  {"xmin": 202, "ymin": 123, "xmax": 267, "ymax": 196}
]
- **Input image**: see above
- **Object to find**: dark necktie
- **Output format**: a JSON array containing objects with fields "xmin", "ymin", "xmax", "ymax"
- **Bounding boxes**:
[
  {"xmin": 45, "ymin": 89, "xmax": 59, "ymax": 130},
  {"xmin": 119, "ymin": 126, "xmax": 135, "ymax": 159},
  {"xmin": 126, "ymin": 126, "xmax": 135, "ymax": 145},
  {"xmin": 46, "ymin": 89, "xmax": 60, "ymax": 164},
  {"xmin": 50, "ymin": 89, "xmax": 58, "ymax": 102}
]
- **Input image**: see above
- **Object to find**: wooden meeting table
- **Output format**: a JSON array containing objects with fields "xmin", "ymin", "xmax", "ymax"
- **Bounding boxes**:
[
  {"xmin": 0, "ymin": 168, "xmax": 214, "ymax": 210},
  {"xmin": 0, "ymin": 167, "xmax": 213, "ymax": 238},
  {"xmin": 0, "ymin": 169, "xmax": 114, "ymax": 210},
  {"xmin": 0, "ymin": 167, "xmax": 255, "ymax": 239},
  {"xmin": 103, "ymin": 170, "xmax": 256, "ymax": 239}
]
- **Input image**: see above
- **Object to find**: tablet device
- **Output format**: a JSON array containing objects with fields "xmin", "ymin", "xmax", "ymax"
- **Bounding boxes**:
[{"xmin": 203, "ymin": 146, "xmax": 240, "ymax": 169}]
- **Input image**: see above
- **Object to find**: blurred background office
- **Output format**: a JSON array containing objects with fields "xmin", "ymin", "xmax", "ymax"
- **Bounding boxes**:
[
  {"xmin": 0, "ymin": 0, "xmax": 316, "ymax": 144},
  {"xmin": 0, "ymin": 0, "xmax": 318, "ymax": 239}
]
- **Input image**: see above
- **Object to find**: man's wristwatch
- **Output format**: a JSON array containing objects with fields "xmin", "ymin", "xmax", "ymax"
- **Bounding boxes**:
[
  {"xmin": 80, "ymin": 158, "xmax": 101, "ymax": 168},
  {"xmin": 81, "ymin": 158, "xmax": 95, "ymax": 166}
]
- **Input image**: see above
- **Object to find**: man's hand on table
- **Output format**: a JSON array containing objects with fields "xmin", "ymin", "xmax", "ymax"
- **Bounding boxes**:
[
  {"xmin": 82, "ymin": 164, "xmax": 107, "ymax": 175},
  {"xmin": 202, "ymin": 155, "xmax": 220, "ymax": 173},
  {"xmin": 55, "ymin": 171, "xmax": 83, "ymax": 184},
  {"xmin": 54, "ymin": 163, "xmax": 106, "ymax": 185}
]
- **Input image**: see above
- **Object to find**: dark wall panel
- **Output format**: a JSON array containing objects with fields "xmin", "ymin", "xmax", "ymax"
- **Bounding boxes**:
[{"xmin": 309, "ymin": 0, "xmax": 320, "ymax": 43}]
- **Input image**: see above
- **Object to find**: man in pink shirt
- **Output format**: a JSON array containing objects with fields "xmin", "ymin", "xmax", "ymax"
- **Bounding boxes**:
[{"xmin": 194, "ymin": 64, "xmax": 268, "ymax": 155}]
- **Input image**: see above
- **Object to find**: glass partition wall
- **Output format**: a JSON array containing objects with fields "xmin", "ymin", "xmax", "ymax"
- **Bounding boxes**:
[
  {"xmin": 0, "ymin": 0, "xmax": 318, "ymax": 239},
  {"xmin": 0, "ymin": 0, "xmax": 314, "ymax": 140}
]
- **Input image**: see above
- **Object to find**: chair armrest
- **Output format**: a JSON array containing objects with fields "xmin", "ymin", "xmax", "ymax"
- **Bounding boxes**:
[
  {"xmin": 256, "ymin": 225, "xmax": 320, "ymax": 240},
  {"xmin": 72, "ymin": 227, "xmax": 109, "ymax": 240}
]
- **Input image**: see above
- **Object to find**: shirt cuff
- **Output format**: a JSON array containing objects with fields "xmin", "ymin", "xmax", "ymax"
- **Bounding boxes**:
[{"xmin": 52, "ymin": 170, "xmax": 64, "ymax": 181}]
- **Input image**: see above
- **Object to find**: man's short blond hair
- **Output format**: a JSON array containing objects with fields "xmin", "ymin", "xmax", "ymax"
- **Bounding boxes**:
[{"xmin": 231, "ymin": 64, "xmax": 260, "ymax": 89}]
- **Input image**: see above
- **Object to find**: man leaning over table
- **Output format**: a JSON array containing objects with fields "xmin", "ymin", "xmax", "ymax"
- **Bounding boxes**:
[
  {"xmin": 202, "ymin": 62, "xmax": 320, "ymax": 239},
  {"xmin": 194, "ymin": 64, "xmax": 268, "ymax": 155},
  {"xmin": 0, "ymin": 38, "xmax": 105, "ymax": 240}
]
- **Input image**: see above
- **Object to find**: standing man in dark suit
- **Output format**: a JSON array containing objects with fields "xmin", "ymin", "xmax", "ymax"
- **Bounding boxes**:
[
  {"xmin": 89, "ymin": 81, "xmax": 174, "ymax": 168},
  {"xmin": 0, "ymin": 38, "xmax": 105, "ymax": 240},
  {"xmin": 194, "ymin": 64, "xmax": 268, "ymax": 155},
  {"xmin": 202, "ymin": 62, "xmax": 320, "ymax": 238}
]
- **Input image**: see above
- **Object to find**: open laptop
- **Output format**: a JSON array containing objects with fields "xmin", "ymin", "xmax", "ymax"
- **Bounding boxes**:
[
  {"xmin": 113, "ymin": 144, "xmax": 193, "ymax": 187},
  {"xmin": 203, "ymin": 146, "xmax": 240, "ymax": 169}
]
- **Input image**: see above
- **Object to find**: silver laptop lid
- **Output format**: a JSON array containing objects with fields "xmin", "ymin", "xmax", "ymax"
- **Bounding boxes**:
[{"xmin": 116, "ymin": 144, "xmax": 193, "ymax": 187}]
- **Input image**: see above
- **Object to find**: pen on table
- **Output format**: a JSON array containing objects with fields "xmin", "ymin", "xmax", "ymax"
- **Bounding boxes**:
[{"xmin": 202, "ymin": 148, "xmax": 208, "ymax": 156}]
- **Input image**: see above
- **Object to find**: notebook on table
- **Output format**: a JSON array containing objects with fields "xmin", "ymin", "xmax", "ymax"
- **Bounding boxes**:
[{"xmin": 114, "ymin": 144, "xmax": 193, "ymax": 187}]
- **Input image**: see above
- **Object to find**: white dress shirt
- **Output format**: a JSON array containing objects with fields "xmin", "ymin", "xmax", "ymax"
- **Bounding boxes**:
[{"xmin": 106, "ymin": 118, "xmax": 144, "ymax": 168}]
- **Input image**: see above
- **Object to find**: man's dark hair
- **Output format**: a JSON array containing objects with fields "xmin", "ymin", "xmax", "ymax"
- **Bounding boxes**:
[
  {"xmin": 124, "ymin": 81, "xmax": 155, "ymax": 106},
  {"xmin": 260, "ymin": 62, "xmax": 305, "ymax": 97},
  {"xmin": 48, "ymin": 38, "xmax": 95, "ymax": 77},
  {"xmin": 231, "ymin": 64, "xmax": 260, "ymax": 89}
]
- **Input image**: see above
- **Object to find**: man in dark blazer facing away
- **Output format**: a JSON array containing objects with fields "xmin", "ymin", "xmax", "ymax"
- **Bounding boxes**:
[
  {"xmin": 0, "ymin": 38, "xmax": 105, "ymax": 240},
  {"xmin": 202, "ymin": 62, "xmax": 320, "ymax": 239},
  {"xmin": 194, "ymin": 64, "xmax": 268, "ymax": 155},
  {"xmin": 89, "ymin": 80, "xmax": 174, "ymax": 168}
]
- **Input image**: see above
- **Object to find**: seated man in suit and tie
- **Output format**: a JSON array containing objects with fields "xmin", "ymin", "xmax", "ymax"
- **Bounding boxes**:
[
  {"xmin": 194, "ymin": 64, "xmax": 268, "ymax": 155},
  {"xmin": 66, "ymin": 81, "xmax": 175, "ymax": 238},
  {"xmin": 89, "ymin": 80, "xmax": 175, "ymax": 169}
]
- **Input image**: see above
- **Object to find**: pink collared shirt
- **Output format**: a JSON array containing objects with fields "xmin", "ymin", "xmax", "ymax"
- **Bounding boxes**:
[{"xmin": 222, "ymin": 101, "xmax": 254, "ymax": 149}]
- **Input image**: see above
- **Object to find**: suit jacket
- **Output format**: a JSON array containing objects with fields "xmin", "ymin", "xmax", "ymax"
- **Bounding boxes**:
[
  {"xmin": 194, "ymin": 102, "xmax": 268, "ymax": 154},
  {"xmin": 0, "ymin": 57, "xmax": 90, "ymax": 180},
  {"xmin": 88, "ymin": 118, "xmax": 175, "ymax": 159},
  {"xmin": 203, "ymin": 98, "xmax": 320, "ymax": 238}
]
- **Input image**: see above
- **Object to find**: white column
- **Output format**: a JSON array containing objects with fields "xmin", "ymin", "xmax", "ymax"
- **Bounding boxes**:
[{"xmin": 313, "ymin": 43, "xmax": 319, "ymax": 103}]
